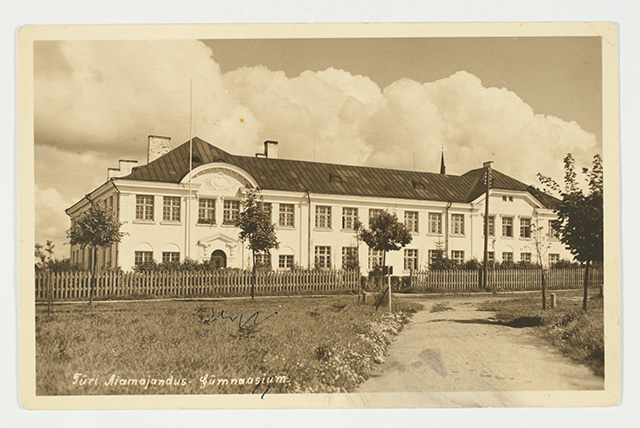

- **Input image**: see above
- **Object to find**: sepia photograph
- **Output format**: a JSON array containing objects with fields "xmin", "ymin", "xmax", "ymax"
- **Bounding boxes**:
[{"xmin": 18, "ymin": 22, "xmax": 619, "ymax": 409}]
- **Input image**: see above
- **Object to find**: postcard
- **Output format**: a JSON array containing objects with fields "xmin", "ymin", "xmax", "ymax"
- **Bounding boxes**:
[{"xmin": 18, "ymin": 22, "xmax": 619, "ymax": 409}]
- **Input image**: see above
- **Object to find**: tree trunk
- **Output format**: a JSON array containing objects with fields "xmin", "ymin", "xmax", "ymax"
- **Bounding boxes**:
[
  {"xmin": 90, "ymin": 246, "xmax": 97, "ymax": 306},
  {"xmin": 541, "ymin": 267, "xmax": 547, "ymax": 310},
  {"xmin": 251, "ymin": 251, "xmax": 256, "ymax": 300},
  {"xmin": 583, "ymin": 259, "xmax": 591, "ymax": 311}
]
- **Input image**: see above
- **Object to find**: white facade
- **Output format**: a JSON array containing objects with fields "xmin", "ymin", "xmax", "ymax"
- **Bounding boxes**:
[{"xmin": 67, "ymin": 158, "xmax": 573, "ymax": 273}]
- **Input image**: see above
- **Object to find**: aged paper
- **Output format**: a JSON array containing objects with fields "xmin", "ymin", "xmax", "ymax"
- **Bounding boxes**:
[{"xmin": 18, "ymin": 22, "xmax": 619, "ymax": 409}]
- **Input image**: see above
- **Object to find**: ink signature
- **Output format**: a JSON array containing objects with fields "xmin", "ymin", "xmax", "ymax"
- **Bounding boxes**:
[{"xmin": 203, "ymin": 308, "xmax": 277, "ymax": 329}]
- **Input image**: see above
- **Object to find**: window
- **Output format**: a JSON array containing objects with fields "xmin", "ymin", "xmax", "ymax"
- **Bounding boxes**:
[
  {"xmin": 262, "ymin": 202, "xmax": 272, "ymax": 220},
  {"xmin": 404, "ymin": 249, "xmax": 419, "ymax": 271},
  {"xmin": 134, "ymin": 251, "xmax": 153, "ymax": 265},
  {"xmin": 487, "ymin": 251, "xmax": 495, "ymax": 262},
  {"xmin": 369, "ymin": 209, "xmax": 383, "ymax": 226},
  {"xmin": 502, "ymin": 196, "xmax": 513, "ymax": 202},
  {"xmin": 223, "ymin": 200, "xmax": 240, "ymax": 225},
  {"xmin": 342, "ymin": 246, "xmax": 358, "ymax": 269},
  {"xmin": 163, "ymin": 196, "xmax": 181, "ymax": 222},
  {"xmin": 198, "ymin": 198, "xmax": 216, "ymax": 224},
  {"xmin": 502, "ymin": 216, "xmax": 513, "ymax": 237},
  {"xmin": 315, "ymin": 206, "xmax": 332, "ymax": 229},
  {"xmin": 549, "ymin": 254, "xmax": 560, "ymax": 265},
  {"xmin": 502, "ymin": 252, "xmax": 513, "ymax": 262},
  {"xmin": 279, "ymin": 255, "xmax": 294, "ymax": 269},
  {"xmin": 255, "ymin": 252, "xmax": 271, "ymax": 268},
  {"xmin": 548, "ymin": 220, "xmax": 559, "ymax": 238},
  {"xmin": 342, "ymin": 207, "xmax": 358, "ymax": 230},
  {"xmin": 428, "ymin": 249, "xmax": 443, "ymax": 266},
  {"xmin": 279, "ymin": 204, "xmax": 295, "ymax": 227},
  {"xmin": 314, "ymin": 246, "xmax": 331, "ymax": 269},
  {"xmin": 428, "ymin": 213, "xmax": 442, "ymax": 234},
  {"xmin": 405, "ymin": 211, "xmax": 419, "ymax": 233},
  {"xmin": 135, "ymin": 195, "xmax": 154, "ymax": 220},
  {"xmin": 451, "ymin": 214, "xmax": 465, "ymax": 235},
  {"xmin": 162, "ymin": 252, "xmax": 180, "ymax": 263},
  {"xmin": 520, "ymin": 252, "xmax": 532, "ymax": 263},
  {"xmin": 368, "ymin": 248, "xmax": 383, "ymax": 270},
  {"xmin": 520, "ymin": 218, "xmax": 531, "ymax": 238},
  {"xmin": 451, "ymin": 250, "xmax": 464, "ymax": 264},
  {"xmin": 484, "ymin": 215, "xmax": 495, "ymax": 236}
]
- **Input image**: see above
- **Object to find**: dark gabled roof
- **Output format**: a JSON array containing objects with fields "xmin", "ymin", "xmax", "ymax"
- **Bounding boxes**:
[{"xmin": 119, "ymin": 137, "xmax": 556, "ymax": 207}]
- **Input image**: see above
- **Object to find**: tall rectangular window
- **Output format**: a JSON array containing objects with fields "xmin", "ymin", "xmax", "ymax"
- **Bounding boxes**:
[
  {"xmin": 451, "ymin": 250, "xmax": 464, "ymax": 264},
  {"xmin": 223, "ymin": 200, "xmax": 240, "ymax": 225},
  {"xmin": 368, "ymin": 248, "xmax": 383, "ymax": 270},
  {"xmin": 342, "ymin": 207, "xmax": 358, "ymax": 230},
  {"xmin": 484, "ymin": 215, "xmax": 495, "ymax": 236},
  {"xmin": 342, "ymin": 246, "xmax": 358, "ymax": 269},
  {"xmin": 198, "ymin": 198, "xmax": 216, "ymax": 224},
  {"xmin": 520, "ymin": 218, "xmax": 532, "ymax": 238},
  {"xmin": 135, "ymin": 195, "xmax": 154, "ymax": 220},
  {"xmin": 279, "ymin": 255, "xmax": 294, "ymax": 269},
  {"xmin": 405, "ymin": 211, "xmax": 419, "ymax": 233},
  {"xmin": 487, "ymin": 251, "xmax": 495, "ymax": 262},
  {"xmin": 502, "ymin": 216, "xmax": 514, "ymax": 237},
  {"xmin": 315, "ymin": 206, "xmax": 332, "ymax": 229},
  {"xmin": 548, "ymin": 220, "xmax": 559, "ymax": 238},
  {"xmin": 279, "ymin": 204, "xmax": 294, "ymax": 227},
  {"xmin": 163, "ymin": 196, "xmax": 181, "ymax": 222},
  {"xmin": 134, "ymin": 251, "xmax": 153, "ymax": 265},
  {"xmin": 451, "ymin": 214, "xmax": 465, "ymax": 235},
  {"xmin": 549, "ymin": 253, "xmax": 560, "ymax": 265},
  {"xmin": 263, "ymin": 202, "xmax": 272, "ymax": 220},
  {"xmin": 428, "ymin": 249, "xmax": 443, "ymax": 266},
  {"xmin": 162, "ymin": 252, "xmax": 180, "ymax": 263},
  {"xmin": 314, "ymin": 246, "xmax": 331, "ymax": 269},
  {"xmin": 502, "ymin": 252, "xmax": 513, "ymax": 262},
  {"xmin": 428, "ymin": 213, "xmax": 442, "ymax": 234},
  {"xmin": 369, "ymin": 208, "xmax": 383, "ymax": 226},
  {"xmin": 520, "ymin": 252, "xmax": 532, "ymax": 263},
  {"xmin": 404, "ymin": 249, "xmax": 419, "ymax": 271}
]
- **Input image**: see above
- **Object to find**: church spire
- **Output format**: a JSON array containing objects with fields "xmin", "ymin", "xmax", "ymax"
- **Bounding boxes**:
[{"xmin": 440, "ymin": 146, "xmax": 446, "ymax": 174}]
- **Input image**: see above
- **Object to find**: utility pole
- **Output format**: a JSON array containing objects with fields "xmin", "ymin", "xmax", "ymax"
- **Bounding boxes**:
[{"xmin": 483, "ymin": 161, "xmax": 493, "ymax": 293}]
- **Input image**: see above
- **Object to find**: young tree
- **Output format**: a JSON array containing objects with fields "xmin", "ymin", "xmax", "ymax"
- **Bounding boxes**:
[
  {"xmin": 236, "ymin": 188, "xmax": 279, "ymax": 299},
  {"xmin": 538, "ymin": 154, "xmax": 603, "ymax": 311},
  {"xmin": 67, "ymin": 201, "xmax": 124, "ymax": 304},
  {"xmin": 355, "ymin": 210, "xmax": 412, "ymax": 307},
  {"xmin": 532, "ymin": 222, "xmax": 552, "ymax": 310}
]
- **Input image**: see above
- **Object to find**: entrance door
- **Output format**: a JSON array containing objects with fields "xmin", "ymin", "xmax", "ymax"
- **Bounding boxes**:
[{"xmin": 210, "ymin": 250, "xmax": 227, "ymax": 269}]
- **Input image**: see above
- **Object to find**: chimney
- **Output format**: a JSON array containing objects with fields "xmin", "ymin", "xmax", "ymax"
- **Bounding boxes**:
[
  {"xmin": 148, "ymin": 135, "xmax": 172, "ymax": 163},
  {"xmin": 264, "ymin": 140, "xmax": 278, "ymax": 159},
  {"xmin": 107, "ymin": 159, "xmax": 138, "ymax": 179},
  {"xmin": 483, "ymin": 160, "xmax": 494, "ymax": 169}
]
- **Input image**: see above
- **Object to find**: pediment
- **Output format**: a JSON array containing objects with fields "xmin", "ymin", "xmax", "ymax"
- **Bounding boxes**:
[{"xmin": 197, "ymin": 232, "xmax": 239, "ymax": 246}]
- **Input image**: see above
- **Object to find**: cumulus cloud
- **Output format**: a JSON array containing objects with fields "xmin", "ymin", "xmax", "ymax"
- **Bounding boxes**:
[
  {"xmin": 34, "ymin": 40, "xmax": 600, "ymax": 248},
  {"xmin": 35, "ymin": 184, "xmax": 72, "ymax": 258}
]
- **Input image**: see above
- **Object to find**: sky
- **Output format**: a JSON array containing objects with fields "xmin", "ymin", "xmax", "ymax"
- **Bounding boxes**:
[{"xmin": 33, "ymin": 36, "xmax": 602, "ymax": 258}]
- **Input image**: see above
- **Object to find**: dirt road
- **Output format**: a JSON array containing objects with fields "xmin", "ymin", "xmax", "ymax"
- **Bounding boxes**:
[{"xmin": 357, "ymin": 295, "xmax": 604, "ymax": 394}]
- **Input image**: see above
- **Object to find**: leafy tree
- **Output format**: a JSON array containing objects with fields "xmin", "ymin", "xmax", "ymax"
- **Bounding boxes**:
[
  {"xmin": 355, "ymin": 210, "xmax": 412, "ymax": 294},
  {"xmin": 67, "ymin": 201, "xmax": 124, "ymax": 304},
  {"xmin": 236, "ymin": 188, "xmax": 279, "ymax": 299},
  {"xmin": 538, "ymin": 154, "xmax": 603, "ymax": 311}
]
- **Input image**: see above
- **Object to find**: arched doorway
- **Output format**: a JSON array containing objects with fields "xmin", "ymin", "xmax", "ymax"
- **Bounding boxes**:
[{"xmin": 210, "ymin": 250, "xmax": 227, "ymax": 269}]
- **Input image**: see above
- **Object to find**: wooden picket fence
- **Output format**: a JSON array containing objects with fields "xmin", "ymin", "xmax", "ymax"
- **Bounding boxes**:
[
  {"xmin": 35, "ymin": 269, "xmax": 360, "ymax": 302},
  {"xmin": 409, "ymin": 267, "xmax": 603, "ymax": 292}
]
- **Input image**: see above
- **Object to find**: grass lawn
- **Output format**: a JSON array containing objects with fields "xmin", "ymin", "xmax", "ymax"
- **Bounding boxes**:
[
  {"xmin": 36, "ymin": 295, "xmax": 423, "ymax": 395},
  {"xmin": 479, "ymin": 289, "xmax": 605, "ymax": 377}
]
